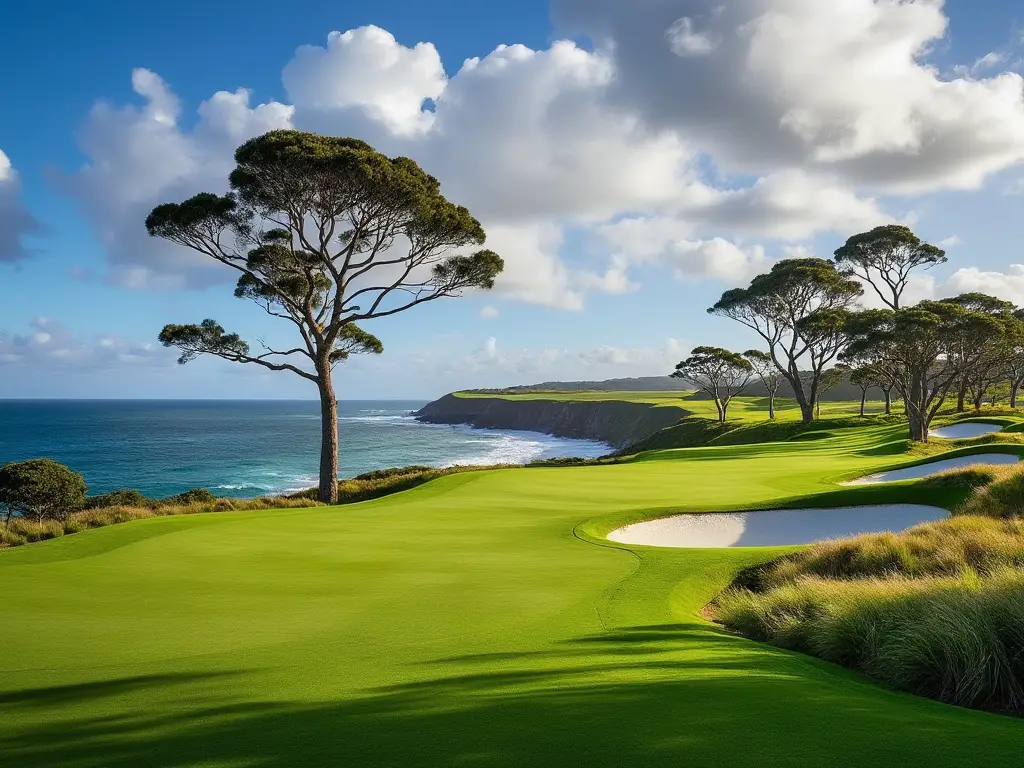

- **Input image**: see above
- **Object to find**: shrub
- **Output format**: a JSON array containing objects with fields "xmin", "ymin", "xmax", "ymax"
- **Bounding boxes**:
[
  {"xmin": 0, "ymin": 459, "xmax": 87, "ymax": 522},
  {"xmin": 161, "ymin": 488, "xmax": 216, "ymax": 506},
  {"xmin": 84, "ymin": 489, "xmax": 153, "ymax": 509}
]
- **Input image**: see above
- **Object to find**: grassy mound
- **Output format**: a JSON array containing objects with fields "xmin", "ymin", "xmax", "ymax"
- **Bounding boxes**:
[{"xmin": 715, "ymin": 516, "xmax": 1024, "ymax": 716}]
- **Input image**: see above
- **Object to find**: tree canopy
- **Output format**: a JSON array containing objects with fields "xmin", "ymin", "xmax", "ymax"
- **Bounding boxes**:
[
  {"xmin": 710, "ymin": 258, "xmax": 862, "ymax": 423},
  {"xmin": 833, "ymin": 225, "xmax": 946, "ymax": 310},
  {"xmin": 672, "ymin": 346, "xmax": 753, "ymax": 423},
  {"xmin": 0, "ymin": 459, "xmax": 87, "ymax": 523}
]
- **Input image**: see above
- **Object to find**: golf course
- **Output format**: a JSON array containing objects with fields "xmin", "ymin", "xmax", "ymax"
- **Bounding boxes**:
[{"xmin": 4, "ymin": 398, "xmax": 1024, "ymax": 767}]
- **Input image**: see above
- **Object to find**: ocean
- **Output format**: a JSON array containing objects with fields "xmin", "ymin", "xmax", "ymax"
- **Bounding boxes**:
[{"xmin": 0, "ymin": 400, "xmax": 610, "ymax": 499}]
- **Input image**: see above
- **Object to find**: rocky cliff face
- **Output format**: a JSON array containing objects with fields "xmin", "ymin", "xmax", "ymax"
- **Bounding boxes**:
[{"xmin": 415, "ymin": 394, "xmax": 687, "ymax": 450}]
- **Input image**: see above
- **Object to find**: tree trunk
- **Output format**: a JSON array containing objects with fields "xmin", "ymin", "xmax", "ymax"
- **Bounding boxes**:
[
  {"xmin": 859, "ymin": 390, "xmax": 866, "ymax": 417},
  {"xmin": 317, "ymin": 370, "xmax": 339, "ymax": 504},
  {"xmin": 883, "ymin": 388, "xmax": 892, "ymax": 415},
  {"xmin": 956, "ymin": 382, "xmax": 967, "ymax": 412},
  {"xmin": 1012, "ymin": 382, "xmax": 1020, "ymax": 409},
  {"xmin": 974, "ymin": 389, "xmax": 984, "ymax": 412},
  {"xmin": 913, "ymin": 374, "xmax": 929, "ymax": 442},
  {"xmin": 715, "ymin": 397, "xmax": 726, "ymax": 424},
  {"xmin": 768, "ymin": 391, "xmax": 776, "ymax": 420}
]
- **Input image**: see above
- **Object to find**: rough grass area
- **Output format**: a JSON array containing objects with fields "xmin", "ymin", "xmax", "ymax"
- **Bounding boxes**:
[
  {"xmin": 0, "ymin": 497, "xmax": 321, "ymax": 547},
  {"xmin": 715, "ymin": 516, "xmax": 1024, "ymax": 716},
  {"xmin": 958, "ymin": 467, "xmax": 1024, "ymax": 518}
]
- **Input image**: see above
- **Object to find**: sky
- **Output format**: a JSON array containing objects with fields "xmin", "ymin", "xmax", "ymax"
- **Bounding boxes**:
[{"xmin": 2, "ymin": 0, "xmax": 1024, "ymax": 400}]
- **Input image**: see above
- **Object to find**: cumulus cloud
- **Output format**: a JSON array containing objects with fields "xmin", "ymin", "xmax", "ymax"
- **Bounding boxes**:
[
  {"xmin": 0, "ymin": 150, "xmax": 43, "ymax": 263},
  {"xmin": 64, "ymin": 5, "xmax": 1024, "ymax": 307},
  {"xmin": 943, "ymin": 266, "xmax": 1024, "ymax": 305},
  {"xmin": 0, "ymin": 317, "xmax": 174, "ymax": 369},
  {"xmin": 554, "ymin": 0, "xmax": 1024, "ymax": 191},
  {"xmin": 63, "ymin": 69, "xmax": 293, "ymax": 288}
]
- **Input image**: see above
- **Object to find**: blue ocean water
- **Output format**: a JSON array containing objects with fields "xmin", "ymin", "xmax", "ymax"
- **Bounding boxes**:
[{"xmin": 0, "ymin": 400, "xmax": 609, "ymax": 499}]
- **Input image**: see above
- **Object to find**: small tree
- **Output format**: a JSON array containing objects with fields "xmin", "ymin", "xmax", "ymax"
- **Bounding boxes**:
[
  {"xmin": 845, "ymin": 304, "xmax": 1004, "ymax": 442},
  {"xmin": 710, "ymin": 259, "xmax": 862, "ymax": 423},
  {"xmin": 0, "ymin": 459, "xmax": 87, "ymax": 524},
  {"xmin": 814, "ymin": 363, "xmax": 851, "ymax": 418},
  {"xmin": 671, "ymin": 346, "xmax": 753, "ymax": 423},
  {"xmin": 743, "ymin": 350, "xmax": 782, "ymax": 419},
  {"xmin": 148, "ymin": 131, "xmax": 504, "ymax": 503},
  {"xmin": 849, "ymin": 365, "xmax": 886, "ymax": 417},
  {"xmin": 939, "ymin": 293, "xmax": 1016, "ymax": 412},
  {"xmin": 833, "ymin": 225, "xmax": 946, "ymax": 310}
]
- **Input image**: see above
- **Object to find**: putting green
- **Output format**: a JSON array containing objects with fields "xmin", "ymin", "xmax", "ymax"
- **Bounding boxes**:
[{"xmin": 3, "ymin": 420, "xmax": 1024, "ymax": 766}]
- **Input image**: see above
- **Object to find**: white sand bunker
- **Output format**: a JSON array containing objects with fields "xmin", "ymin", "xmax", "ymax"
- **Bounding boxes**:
[
  {"xmin": 930, "ymin": 422, "xmax": 1004, "ymax": 439},
  {"xmin": 607, "ymin": 505, "xmax": 947, "ymax": 548},
  {"xmin": 849, "ymin": 453, "xmax": 1020, "ymax": 485}
]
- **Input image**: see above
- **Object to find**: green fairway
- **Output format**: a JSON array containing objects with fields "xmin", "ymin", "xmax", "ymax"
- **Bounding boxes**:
[
  {"xmin": 4, "ymin": 420, "xmax": 1024, "ymax": 766},
  {"xmin": 457, "ymin": 389, "xmax": 892, "ymax": 422}
]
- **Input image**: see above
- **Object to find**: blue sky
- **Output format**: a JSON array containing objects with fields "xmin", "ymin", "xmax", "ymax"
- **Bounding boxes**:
[{"xmin": 2, "ymin": 0, "xmax": 1024, "ymax": 399}]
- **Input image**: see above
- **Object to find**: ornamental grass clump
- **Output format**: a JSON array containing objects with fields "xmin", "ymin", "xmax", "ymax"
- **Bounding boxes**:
[{"xmin": 714, "ymin": 515, "xmax": 1024, "ymax": 715}]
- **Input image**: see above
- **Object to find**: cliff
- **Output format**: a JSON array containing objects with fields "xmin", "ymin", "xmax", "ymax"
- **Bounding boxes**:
[{"xmin": 414, "ymin": 394, "xmax": 688, "ymax": 449}]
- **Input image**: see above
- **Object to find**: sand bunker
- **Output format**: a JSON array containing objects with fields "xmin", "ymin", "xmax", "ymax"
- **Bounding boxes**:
[
  {"xmin": 606, "ymin": 505, "xmax": 947, "ymax": 548},
  {"xmin": 929, "ymin": 422, "xmax": 1004, "ymax": 440},
  {"xmin": 848, "ymin": 453, "xmax": 1020, "ymax": 485}
]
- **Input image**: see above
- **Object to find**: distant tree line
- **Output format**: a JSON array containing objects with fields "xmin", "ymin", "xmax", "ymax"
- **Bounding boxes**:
[{"xmin": 673, "ymin": 225, "xmax": 1024, "ymax": 441}]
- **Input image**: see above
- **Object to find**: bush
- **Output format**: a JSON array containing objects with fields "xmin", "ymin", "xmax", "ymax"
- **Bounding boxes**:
[
  {"xmin": 161, "ymin": 488, "xmax": 216, "ymax": 506},
  {"xmin": 84, "ymin": 489, "xmax": 153, "ymax": 509},
  {"xmin": 0, "ymin": 459, "xmax": 87, "ymax": 522}
]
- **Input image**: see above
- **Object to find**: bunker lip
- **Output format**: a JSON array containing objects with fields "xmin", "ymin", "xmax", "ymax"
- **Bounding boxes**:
[
  {"xmin": 606, "ymin": 505, "xmax": 948, "ymax": 549},
  {"xmin": 929, "ymin": 422, "xmax": 1004, "ymax": 440},
  {"xmin": 846, "ymin": 453, "xmax": 1020, "ymax": 485}
]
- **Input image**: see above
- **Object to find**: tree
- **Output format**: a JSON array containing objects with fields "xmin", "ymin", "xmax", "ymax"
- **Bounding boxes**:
[
  {"xmin": 833, "ymin": 225, "xmax": 946, "ymax": 310},
  {"xmin": 148, "ymin": 131, "xmax": 504, "ymax": 503},
  {"xmin": 710, "ymin": 259, "xmax": 862, "ymax": 424},
  {"xmin": 849, "ymin": 365, "xmax": 884, "ymax": 417},
  {"xmin": 1006, "ymin": 310, "xmax": 1024, "ymax": 408},
  {"xmin": 0, "ymin": 459, "xmax": 87, "ymax": 524},
  {"xmin": 815, "ymin": 363, "xmax": 851, "ymax": 418},
  {"xmin": 844, "ymin": 303, "xmax": 1004, "ymax": 442},
  {"xmin": 938, "ymin": 293, "xmax": 1016, "ymax": 412},
  {"xmin": 743, "ymin": 350, "xmax": 782, "ymax": 419},
  {"xmin": 671, "ymin": 346, "xmax": 753, "ymax": 423}
]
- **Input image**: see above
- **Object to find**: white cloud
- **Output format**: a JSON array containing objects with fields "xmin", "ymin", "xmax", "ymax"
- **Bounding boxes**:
[
  {"xmin": 283, "ymin": 26, "xmax": 445, "ymax": 136},
  {"xmin": 63, "ymin": 69, "xmax": 293, "ymax": 289},
  {"xmin": 64, "ymin": 6, "xmax": 1024, "ymax": 307},
  {"xmin": 0, "ymin": 149, "xmax": 43, "ymax": 263},
  {"xmin": 667, "ymin": 16, "xmax": 717, "ymax": 57},
  {"xmin": 479, "ymin": 306, "xmax": 500, "ymax": 319},
  {"xmin": 0, "ymin": 317, "xmax": 175, "ymax": 369},
  {"xmin": 555, "ymin": 0, "xmax": 1024, "ymax": 191},
  {"xmin": 937, "ymin": 235, "xmax": 963, "ymax": 248},
  {"xmin": 943, "ymin": 266, "xmax": 1024, "ymax": 306}
]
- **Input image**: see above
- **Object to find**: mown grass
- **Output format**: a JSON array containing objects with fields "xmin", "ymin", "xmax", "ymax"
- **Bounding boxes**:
[{"xmin": 6, "ymin": 404, "xmax": 1024, "ymax": 765}]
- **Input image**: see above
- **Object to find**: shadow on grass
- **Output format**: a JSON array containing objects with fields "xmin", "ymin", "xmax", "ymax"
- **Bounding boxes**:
[{"xmin": 5, "ymin": 624, "xmax": 1023, "ymax": 768}]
